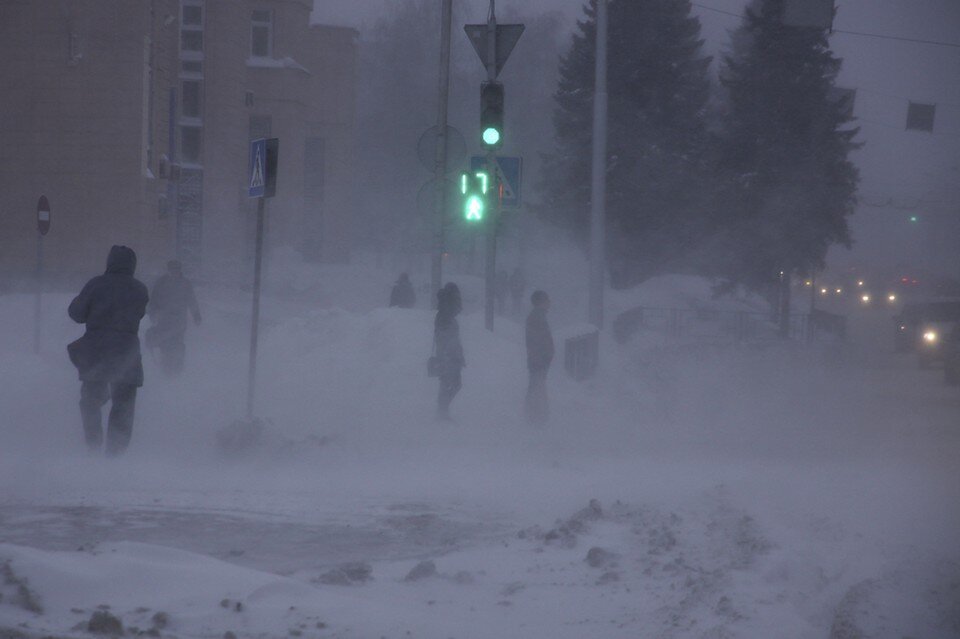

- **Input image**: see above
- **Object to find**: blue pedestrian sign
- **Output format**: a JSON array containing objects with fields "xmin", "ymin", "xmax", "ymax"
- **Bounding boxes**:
[
  {"xmin": 248, "ymin": 138, "xmax": 266, "ymax": 198},
  {"xmin": 470, "ymin": 156, "xmax": 522, "ymax": 207}
]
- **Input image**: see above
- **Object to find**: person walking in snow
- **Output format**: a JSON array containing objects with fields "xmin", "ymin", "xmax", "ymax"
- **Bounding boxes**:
[
  {"xmin": 525, "ymin": 290, "xmax": 554, "ymax": 424},
  {"xmin": 389, "ymin": 272, "xmax": 416, "ymax": 309},
  {"xmin": 67, "ymin": 245, "xmax": 149, "ymax": 455},
  {"xmin": 433, "ymin": 282, "xmax": 465, "ymax": 421},
  {"xmin": 146, "ymin": 260, "xmax": 201, "ymax": 376}
]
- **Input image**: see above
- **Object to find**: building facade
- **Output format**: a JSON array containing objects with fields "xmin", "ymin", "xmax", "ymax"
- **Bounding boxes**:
[{"xmin": 0, "ymin": 0, "xmax": 357, "ymax": 285}]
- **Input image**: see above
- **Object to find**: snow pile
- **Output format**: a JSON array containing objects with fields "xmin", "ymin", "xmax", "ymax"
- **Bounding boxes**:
[{"xmin": 2, "ymin": 254, "xmax": 959, "ymax": 638}]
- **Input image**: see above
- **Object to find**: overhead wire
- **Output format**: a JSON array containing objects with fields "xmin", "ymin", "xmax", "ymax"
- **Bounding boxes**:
[{"xmin": 689, "ymin": 2, "xmax": 960, "ymax": 49}]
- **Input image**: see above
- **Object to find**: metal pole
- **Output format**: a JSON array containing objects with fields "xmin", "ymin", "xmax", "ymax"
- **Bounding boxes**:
[
  {"xmin": 247, "ymin": 197, "xmax": 265, "ymax": 419},
  {"xmin": 432, "ymin": 0, "xmax": 453, "ymax": 309},
  {"xmin": 484, "ymin": 0, "xmax": 498, "ymax": 332},
  {"xmin": 588, "ymin": 0, "xmax": 608, "ymax": 329},
  {"xmin": 33, "ymin": 234, "xmax": 43, "ymax": 354}
]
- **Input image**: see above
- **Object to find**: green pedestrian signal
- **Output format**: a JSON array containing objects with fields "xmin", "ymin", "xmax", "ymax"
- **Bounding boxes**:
[{"xmin": 460, "ymin": 170, "xmax": 490, "ymax": 223}]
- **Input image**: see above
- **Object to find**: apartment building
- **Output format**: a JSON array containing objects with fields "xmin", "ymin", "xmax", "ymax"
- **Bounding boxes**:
[{"xmin": 0, "ymin": 0, "xmax": 357, "ymax": 284}]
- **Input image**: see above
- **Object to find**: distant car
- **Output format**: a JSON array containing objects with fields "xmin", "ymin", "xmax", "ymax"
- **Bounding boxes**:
[
  {"xmin": 944, "ymin": 326, "xmax": 960, "ymax": 386},
  {"xmin": 893, "ymin": 300, "xmax": 960, "ymax": 367}
]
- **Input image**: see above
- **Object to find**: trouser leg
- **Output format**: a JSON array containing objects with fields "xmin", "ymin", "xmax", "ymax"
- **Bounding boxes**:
[
  {"xmin": 437, "ymin": 369, "xmax": 462, "ymax": 419},
  {"xmin": 525, "ymin": 368, "xmax": 549, "ymax": 424},
  {"xmin": 105, "ymin": 383, "xmax": 137, "ymax": 456},
  {"xmin": 80, "ymin": 381, "xmax": 109, "ymax": 451}
]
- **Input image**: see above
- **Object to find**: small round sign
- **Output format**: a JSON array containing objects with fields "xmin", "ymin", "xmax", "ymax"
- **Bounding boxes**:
[{"xmin": 37, "ymin": 195, "xmax": 51, "ymax": 236}]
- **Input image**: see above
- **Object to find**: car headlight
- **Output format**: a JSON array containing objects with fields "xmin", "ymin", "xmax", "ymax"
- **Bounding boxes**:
[
  {"xmin": 887, "ymin": 293, "xmax": 896, "ymax": 302},
  {"xmin": 861, "ymin": 294, "xmax": 871, "ymax": 303},
  {"xmin": 923, "ymin": 331, "xmax": 938, "ymax": 344}
]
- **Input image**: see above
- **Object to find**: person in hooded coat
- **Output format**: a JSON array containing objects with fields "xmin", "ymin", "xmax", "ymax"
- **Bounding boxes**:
[
  {"xmin": 147, "ymin": 260, "xmax": 201, "ymax": 376},
  {"xmin": 68, "ymin": 245, "xmax": 149, "ymax": 455},
  {"xmin": 433, "ymin": 282, "xmax": 464, "ymax": 421},
  {"xmin": 525, "ymin": 290, "xmax": 554, "ymax": 424},
  {"xmin": 389, "ymin": 272, "xmax": 416, "ymax": 309}
]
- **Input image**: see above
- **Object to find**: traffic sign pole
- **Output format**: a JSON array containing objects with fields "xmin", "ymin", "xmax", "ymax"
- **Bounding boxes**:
[
  {"xmin": 245, "ymin": 138, "xmax": 277, "ymax": 418},
  {"xmin": 466, "ymin": 1, "xmax": 522, "ymax": 332},
  {"xmin": 34, "ymin": 233, "xmax": 43, "ymax": 354},
  {"xmin": 247, "ymin": 196, "xmax": 265, "ymax": 419},
  {"xmin": 34, "ymin": 196, "xmax": 51, "ymax": 355}
]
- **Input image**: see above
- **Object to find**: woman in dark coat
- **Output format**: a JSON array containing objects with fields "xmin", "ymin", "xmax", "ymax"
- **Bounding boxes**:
[
  {"xmin": 68, "ymin": 245, "xmax": 149, "ymax": 455},
  {"xmin": 433, "ymin": 283, "xmax": 464, "ymax": 421}
]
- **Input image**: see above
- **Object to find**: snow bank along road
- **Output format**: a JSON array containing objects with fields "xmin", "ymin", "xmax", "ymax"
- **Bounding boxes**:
[{"xmin": 1, "ymin": 288, "xmax": 958, "ymax": 638}]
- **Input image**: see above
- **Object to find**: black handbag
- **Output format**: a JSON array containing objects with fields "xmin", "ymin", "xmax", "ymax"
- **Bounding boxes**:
[{"xmin": 67, "ymin": 334, "xmax": 93, "ymax": 373}]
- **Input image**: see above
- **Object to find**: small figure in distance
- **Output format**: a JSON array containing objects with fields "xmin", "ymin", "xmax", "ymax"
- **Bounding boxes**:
[
  {"xmin": 389, "ymin": 272, "xmax": 416, "ymax": 309},
  {"xmin": 67, "ymin": 245, "xmax": 149, "ymax": 456},
  {"xmin": 146, "ymin": 260, "xmax": 201, "ymax": 377},
  {"xmin": 525, "ymin": 290, "xmax": 554, "ymax": 425},
  {"xmin": 509, "ymin": 267, "xmax": 526, "ymax": 317},
  {"xmin": 434, "ymin": 282, "xmax": 465, "ymax": 421}
]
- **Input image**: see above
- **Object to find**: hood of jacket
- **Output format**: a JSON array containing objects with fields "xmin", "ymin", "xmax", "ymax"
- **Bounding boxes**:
[{"xmin": 105, "ymin": 245, "xmax": 137, "ymax": 276}]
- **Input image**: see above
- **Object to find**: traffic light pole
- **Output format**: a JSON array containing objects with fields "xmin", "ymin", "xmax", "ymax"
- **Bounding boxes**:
[
  {"xmin": 484, "ymin": 0, "xmax": 498, "ymax": 332},
  {"xmin": 588, "ymin": 0, "xmax": 608, "ymax": 329},
  {"xmin": 432, "ymin": 0, "xmax": 453, "ymax": 309}
]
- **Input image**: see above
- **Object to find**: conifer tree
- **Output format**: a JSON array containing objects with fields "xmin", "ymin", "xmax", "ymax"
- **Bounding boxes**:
[
  {"xmin": 714, "ymin": 0, "xmax": 859, "ymax": 293},
  {"xmin": 541, "ymin": 0, "xmax": 712, "ymax": 287}
]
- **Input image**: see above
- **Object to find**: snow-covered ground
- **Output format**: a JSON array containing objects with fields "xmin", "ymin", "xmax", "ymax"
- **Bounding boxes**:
[{"xmin": 1, "ymin": 252, "xmax": 958, "ymax": 638}]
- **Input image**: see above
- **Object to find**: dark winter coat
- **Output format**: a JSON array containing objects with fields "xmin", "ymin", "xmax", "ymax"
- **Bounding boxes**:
[
  {"xmin": 525, "ymin": 306, "xmax": 554, "ymax": 372},
  {"xmin": 150, "ymin": 273, "xmax": 200, "ymax": 334},
  {"xmin": 389, "ymin": 279, "xmax": 416, "ymax": 309},
  {"xmin": 68, "ymin": 246, "xmax": 149, "ymax": 387},
  {"xmin": 434, "ymin": 312, "xmax": 464, "ymax": 376}
]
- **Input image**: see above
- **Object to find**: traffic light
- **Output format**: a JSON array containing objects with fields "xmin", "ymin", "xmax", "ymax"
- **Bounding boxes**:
[
  {"xmin": 480, "ymin": 82, "xmax": 504, "ymax": 148},
  {"xmin": 460, "ymin": 170, "xmax": 490, "ymax": 222}
]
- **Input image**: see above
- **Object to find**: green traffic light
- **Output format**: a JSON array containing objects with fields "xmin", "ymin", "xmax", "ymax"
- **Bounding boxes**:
[
  {"xmin": 909, "ymin": 215, "xmax": 919, "ymax": 223},
  {"xmin": 482, "ymin": 127, "xmax": 501, "ymax": 146}
]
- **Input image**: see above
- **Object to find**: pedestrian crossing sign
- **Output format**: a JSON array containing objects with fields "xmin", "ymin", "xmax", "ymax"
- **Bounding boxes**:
[
  {"xmin": 470, "ymin": 156, "xmax": 522, "ymax": 207},
  {"xmin": 249, "ymin": 139, "xmax": 266, "ymax": 198}
]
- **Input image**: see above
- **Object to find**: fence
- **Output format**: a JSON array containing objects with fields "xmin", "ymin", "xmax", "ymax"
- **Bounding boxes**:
[
  {"xmin": 564, "ymin": 329, "xmax": 599, "ymax": 381},
  {"xmin": 613, "ymin": 306, "xmax": 844, "ymax": 345}
]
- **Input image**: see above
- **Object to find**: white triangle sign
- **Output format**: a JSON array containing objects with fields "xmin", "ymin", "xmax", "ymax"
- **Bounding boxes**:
[
  {"xmin": 250, "ymin": 147, "xmax": 265, "ymax": 189},
  {"xmin": 495, "ymin": 162, "xmax": 515, "ymax": 200}
]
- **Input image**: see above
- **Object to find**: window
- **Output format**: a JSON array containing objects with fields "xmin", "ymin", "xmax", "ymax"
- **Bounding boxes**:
[
  {"xmin": 906, "ymin": 102, "xmax": 935, "ymax": 132},
  {"xmin": 180, "ymin": 1, "xmax": 204, "ymax": 56},
  {"xmin": 182, "ymin": 5, "xmax": 202, "ymax": 26},
  {"xmin": 251, "ymin": 9, "xmax": 272, "ymax": 57},
  {"xmin": 180, "ymin": 126, "xmax": 202, "ymax": 163},
  {"xmin": 181, "ymin": 30, "xmax": 203, "ymax": 52},
  {"xmin": 181, "ymin": 80, "xmax": 202, "ymax": 119},
  {"xmin": 181, "ymin": 60, "xmax": 202, "ymax": 75}
]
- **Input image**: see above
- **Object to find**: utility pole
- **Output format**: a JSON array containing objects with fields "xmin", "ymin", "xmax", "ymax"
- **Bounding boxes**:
[
  {"xmin": 432, "ymin": 0, "xmax": 453, "ymax": 308},
  {"xmin": 588, "ymin": 0, "xmax": 608, "ymax": 329},
  {"xmin": 484, "ymin": 0, "xmax": 498, "ymax": 332}
]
